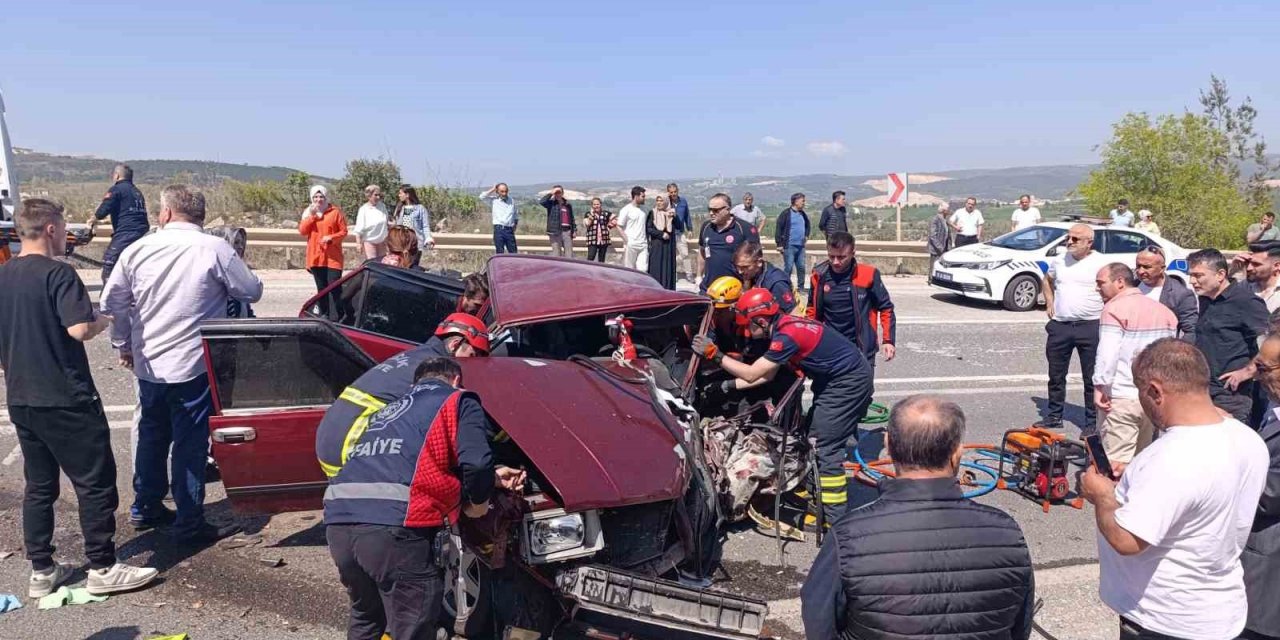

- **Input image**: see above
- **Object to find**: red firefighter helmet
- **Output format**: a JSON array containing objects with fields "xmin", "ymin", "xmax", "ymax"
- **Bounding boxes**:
[
  {"xmin": 733, "ymin": 288, "xmax": 781, "ymax": 328},
  {"xmin": 434, "ymin": 313, "xmax": 491, "ymax": 354}
]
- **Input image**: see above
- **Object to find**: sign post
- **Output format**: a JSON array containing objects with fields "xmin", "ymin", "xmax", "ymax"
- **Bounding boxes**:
[{"xmin": 887, "ymin": 172, "xmax": 908, "ymax": 242}]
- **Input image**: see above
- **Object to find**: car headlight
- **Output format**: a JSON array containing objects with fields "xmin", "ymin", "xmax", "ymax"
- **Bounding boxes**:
[
  {"xmin": 972, "ymin": 260, "xmax": 1010, "ymax": 270},
  {"xmin": 529, "ymin": 514, "xmax": 586, "ymax": 556}
]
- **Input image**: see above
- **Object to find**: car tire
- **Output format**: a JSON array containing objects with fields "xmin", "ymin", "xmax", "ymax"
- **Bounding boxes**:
[{"xmin": 1003, "ymin": 274, "xmax": 1040, "ymax": 312}]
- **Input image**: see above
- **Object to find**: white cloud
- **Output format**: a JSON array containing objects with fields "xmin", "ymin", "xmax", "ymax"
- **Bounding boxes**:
[
  {"xmin": 806, "ymin": 141, "xmax": 848, "ymax": 157},
  {"xmin": 761, "ymin": 135, "xmax": 786, "ymax": 148}
]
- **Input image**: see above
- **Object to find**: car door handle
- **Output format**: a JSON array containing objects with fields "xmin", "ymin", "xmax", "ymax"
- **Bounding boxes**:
[{"xmin": 212, "ymin": 426, "xmax": 257, "ymax": 443}]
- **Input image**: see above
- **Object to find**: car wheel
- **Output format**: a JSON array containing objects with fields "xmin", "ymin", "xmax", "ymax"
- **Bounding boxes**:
[
  {"xmin": 441, "ymin": 533, "xmax": 488, "ymax": 636},
  {"xmin": 1003, "ymin": 275, "xmax": 1040, "ymax": 312}
]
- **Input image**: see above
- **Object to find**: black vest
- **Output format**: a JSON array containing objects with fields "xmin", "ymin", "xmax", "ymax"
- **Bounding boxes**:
[{"xmin": 832, "ymin": 477, "xmax": 1034, "ymax": 639}]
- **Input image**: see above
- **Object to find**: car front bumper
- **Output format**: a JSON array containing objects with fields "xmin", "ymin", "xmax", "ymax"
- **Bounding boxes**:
[{"xmin": 928, "ymin": 266, "xmax": 996, "ymax": 301}]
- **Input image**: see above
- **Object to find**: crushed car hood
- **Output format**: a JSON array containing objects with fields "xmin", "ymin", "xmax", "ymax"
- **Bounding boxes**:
[
  {"xmin": 487, "ymin": 254, "xmax": 707, "ymax": 328},
  {"xmin": 457, "ymin": 357, "xmax": 689, "ymax": 511}
]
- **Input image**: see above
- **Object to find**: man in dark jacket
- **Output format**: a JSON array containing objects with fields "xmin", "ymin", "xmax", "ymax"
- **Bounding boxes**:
[
  {"xmin": 801, "ymin": 395, "xmax": 1035, "ymax": 640},
  {"xmin": 927, "ymin": 204, "xmax": 951, "ymax": 275},
  {"xmin": 1188, "ymin": 249, "xmax": 1269, "ymax": 423},
  {"xmin": 807, "ymin": 232, "xmax": 896, "ymax": 371},
  {"xmin": 818, "ymin": 190, "xmax": 849, "ymax": 238},
  {"xmin": 775, "ymin": 193, "xmax": 811, "ymax": 294},
  {"xmin": 1246, "ymin": 333, "xmax": 1280, "ymax": 640},
  {"xmin": 324, "ymin": 357, "xmax": 524, "ymax": 640},
  {"xmin": 92, "ymin": 164, "xmax": 148, "ymax": 282},
  {"xmin": 1135, "ymin": 246, "xmax": 1197, "ymax": 343},
  {"xmin": 539, "ymin": 186, "xmax": 574, "ymax": 258}
]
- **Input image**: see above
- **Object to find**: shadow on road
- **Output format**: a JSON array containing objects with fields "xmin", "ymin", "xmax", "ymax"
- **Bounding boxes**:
[
  {"xmin": 1030, "ymin": 396, "xmax": 1091, "ymax": 435},
  {"xmin": 85, "ymin": 626, "xmax": 141, "ymax": 640}
]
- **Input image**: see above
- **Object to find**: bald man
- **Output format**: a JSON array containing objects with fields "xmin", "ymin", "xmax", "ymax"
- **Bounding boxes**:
[{"xmin": 1038, "ymin": 224, "xmax": 1108, "ymax": 432}]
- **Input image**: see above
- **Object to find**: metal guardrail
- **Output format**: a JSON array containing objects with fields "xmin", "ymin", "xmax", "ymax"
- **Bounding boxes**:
[{"xmin": 88, "ymin": 226, "xmax": 931, "ymax": 257}]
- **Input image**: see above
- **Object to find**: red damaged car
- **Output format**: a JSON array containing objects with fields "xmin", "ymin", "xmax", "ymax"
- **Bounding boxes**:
[{"xmin": 199, "ymin": 255, "xmax": 770, "ymax": 639}]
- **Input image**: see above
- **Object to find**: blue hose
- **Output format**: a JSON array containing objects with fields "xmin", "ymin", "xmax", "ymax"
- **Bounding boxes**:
[{"xmin": 853, "ymin": 447, "xmax": 1002, "ymax": 499}]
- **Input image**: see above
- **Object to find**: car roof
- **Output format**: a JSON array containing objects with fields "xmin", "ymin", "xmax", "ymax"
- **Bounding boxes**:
[{"xmin": 486, "ymin": 254, "xmax": 708, "ymax": 328}]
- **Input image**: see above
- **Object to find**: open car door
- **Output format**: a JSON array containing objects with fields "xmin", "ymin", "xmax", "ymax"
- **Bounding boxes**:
[
  {"xmin": 201, "ymin": 318, "xmax": 375, "ymax": 514},
  {"xmin": 300, "ymin": 263, "xmax": 473, "ymax": 361}
]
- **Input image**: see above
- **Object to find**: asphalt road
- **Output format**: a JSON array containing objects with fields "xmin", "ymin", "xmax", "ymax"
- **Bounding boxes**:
[{"xmin": 0, "ymin": 271, "xmax": 1117, "ymax": 640}]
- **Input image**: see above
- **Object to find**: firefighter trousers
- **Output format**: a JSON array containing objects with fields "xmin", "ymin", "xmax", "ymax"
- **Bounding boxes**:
[{"xmin": 809, "ymin": 368, "xmax": 874, "ymax": 523}]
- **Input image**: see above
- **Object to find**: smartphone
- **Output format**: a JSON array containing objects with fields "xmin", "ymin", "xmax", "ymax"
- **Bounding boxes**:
[{"xmin": 1085, "ymin": 434, "xmax": 1116, "ymax": 480}]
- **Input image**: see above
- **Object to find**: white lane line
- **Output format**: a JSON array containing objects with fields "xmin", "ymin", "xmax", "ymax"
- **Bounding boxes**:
[
  {"xmin": 876, "ymin": 384, "xmax": 1082, "ymax": 398},
  {"xmin": 878, "ymin": 374, "xmax": 1079, "ymax": 384},
  {"xmin": 897, "ymin": 318, "xmax": 1046, "ymax": 325},
  {"xmin": 0, "ymin": 420, "xmax": 135, "ymax": 437},
  {"xmin": 2, "ymin": 444, "xmax": 21, "ymax": 466},
  {"xmin": 0, "ymin": 404, "xmax": 134, "ymax": 421}
]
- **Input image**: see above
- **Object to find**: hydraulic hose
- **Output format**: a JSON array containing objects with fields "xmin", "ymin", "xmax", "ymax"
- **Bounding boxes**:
[{"xmin": 848, "ymin": 445, "xmax": 1001, "ymax": 499}]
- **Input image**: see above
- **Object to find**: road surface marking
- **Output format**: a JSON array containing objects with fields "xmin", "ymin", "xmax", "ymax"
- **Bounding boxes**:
[
  {"xmin": 877, "ymin": 374, "xmax": 1078, "ymax": 384},
  {"xmin": 0, "ymin": 404, "xmax": 134, "ymax": 421},
  {"xmin": 2, "ymin": 444, "xmax": 20, "ymax": 466},
  {"xmin": 0, "ymin": 420, "xmax": 135, "ymax": 437},
  {"xmin": 875, "ymin": 384, "xmax": 1082, "ymax": 398}
]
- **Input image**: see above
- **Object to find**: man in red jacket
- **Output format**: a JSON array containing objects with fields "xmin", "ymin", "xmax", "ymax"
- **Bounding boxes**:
[{"xmin": 807, "ymin": 232, "xmax": 896, "ymax": 371}]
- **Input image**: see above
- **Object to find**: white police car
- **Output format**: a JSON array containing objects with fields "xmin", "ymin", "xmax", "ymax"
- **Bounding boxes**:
[{"xmin": 929, "ymin": 221, "xmax": 1190, "ymax": 311}]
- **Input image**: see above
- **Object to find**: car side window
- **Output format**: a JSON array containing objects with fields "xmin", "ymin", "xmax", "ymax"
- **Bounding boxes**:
[
  {"xmin": 1099, "ymin": 230, "xmax": 1148, "ymax": 254},
  {"xmin": 355, "ymin": 270, "xmax": 458, "ymax": 344},
  {"xmin": 206, "ymin": 334, "xmax": 369, "ymax": 411}
]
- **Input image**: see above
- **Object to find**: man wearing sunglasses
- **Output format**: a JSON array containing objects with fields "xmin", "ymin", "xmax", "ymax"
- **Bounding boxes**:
[
  {"xmin": 697, "ymin": 193, "xmax": 759, "ymax": 294},
  {"xmin": 1039, "ymin": 224, "xmax": 1107, "ymax": 431},
  {"xmin": 1135, "ymin": 245, "xmax": 1198, "ymax": 342}
]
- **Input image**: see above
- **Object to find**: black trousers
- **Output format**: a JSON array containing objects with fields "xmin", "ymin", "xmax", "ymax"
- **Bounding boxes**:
[
  {"xmin": 1119, "ymin": 617, "xmax": 1191, "ymax": 640},
  {"xmin": 810, "ymin": 369, "xmax": 874, "ymax": 522},
  {"xmin": 327, "ymin": 523, "xmax": 443, "ymax": 640},
  {"xmin": 1212, "ymin": 381, "xmax": 1257, "ymax": 425},
  {"xmin": 1045, "ymin": 319, "xmax": 1099, "ymax": 430},
  {"xmin": 587, "ymin": 244, "xmax": 609, "ymax": 263},
  {"xmin": 309, "ymin": 267, "xmax": 342, "ymax": 318},
  {"xmin": 492, "ymin": 225, "xmax": 518, "ymax": 254},
  {"xmin": 101, "ymin": 231, "xmax": 145, "ymax": 282},
  {"xmin": 955, "ymin": 234, "xmax": 979, "ymax": 247},
  {"xmin": 10, "ymin": 402, "xmax": 119, "ymax": 570}
]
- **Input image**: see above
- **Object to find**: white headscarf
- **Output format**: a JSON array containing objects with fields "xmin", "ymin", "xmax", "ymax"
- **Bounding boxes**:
[{"xmin": 310, "ymin": 185, "xmax": 328, "ymax": 200}]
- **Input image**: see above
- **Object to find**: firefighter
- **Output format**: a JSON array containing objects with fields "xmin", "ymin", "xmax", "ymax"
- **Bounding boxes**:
[
  {"xmin": 693, "ymin": 288, "xmax": 873, "ymax": 521},
  {"xmin": 807, "ymin": 231, "xmax": 896, "ymax": 371},
  {"xmin": 91, "ymin": 164, "xmax": 149, "ymax": 283},
  {"xmin": 706, "ymin": 275, "xmax": 744, "ymax": 354},
  {"xmin": 734, "ymin": 240, "xmax": 797, "ymax": 313},
  {"xmin": 324, "ymin": 356, "xmax": 525, "ymax": 640},
  {"xmin": 316, "ymin": 313, "xmax": 491, "ymax": 478}
]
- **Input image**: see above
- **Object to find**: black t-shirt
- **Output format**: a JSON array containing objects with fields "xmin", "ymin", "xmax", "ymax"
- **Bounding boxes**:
[
  {"xmin": 0, "ymin": 255, "xmax": 99, "ymax": 407},
  {"xmin": 698, "ymin": 218, "xmax": 759, "ymax": 292}
]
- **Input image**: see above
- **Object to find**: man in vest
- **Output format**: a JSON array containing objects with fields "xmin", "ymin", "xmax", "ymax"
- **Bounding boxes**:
[
  {"xmin": 324, "ymin": 357, "xmax": 525, "ymax": 640},
  {"xmin": 734, "ymin": 240, "xmax": 797, "ymax": 313},
  {"xmin": 316, "ymin": 313, "xmax": 490, "ymax": 478},
  {"xmin": 801, "ymin": 395, "xmax": 1034, "ymax": 640},
  {"xmin": 692, "ymin": 288, "xmax": 873, "ymax": 521},
  {"xmin": 807, "ymin": 232, "xmax": 896, "ymax": 371}
]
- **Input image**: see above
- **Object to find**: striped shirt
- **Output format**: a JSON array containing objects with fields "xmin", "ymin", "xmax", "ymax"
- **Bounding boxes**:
[{"xmin": 1093, "ymin": 288, "xmax": 1178, "ymax": 398}]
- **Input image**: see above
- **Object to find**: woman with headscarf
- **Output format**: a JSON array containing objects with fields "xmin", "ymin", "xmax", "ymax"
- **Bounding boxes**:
[
  {"xmin": 393, "ymin": 185, "xmax": 434, "ymax": 266},
  {"xmin": 646, "ymin": 194, "xmax": 684, "ymax": 290},
  {"xmin": 298, "ymin": 185, "xmax": 347, "ymax": 317},
  {"xmin": 353, "ymin": 184, "xmax": 389, "ymax": 260},
  {"xmin": 1135, "ymin": 209, "xmax": 1161, "ymax": 237}
]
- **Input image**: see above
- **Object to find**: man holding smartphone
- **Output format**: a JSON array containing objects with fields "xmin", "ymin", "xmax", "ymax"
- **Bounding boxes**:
[{"xmin": 1081, "ymin": 338, "xmax": 1268, "ymax": 640}]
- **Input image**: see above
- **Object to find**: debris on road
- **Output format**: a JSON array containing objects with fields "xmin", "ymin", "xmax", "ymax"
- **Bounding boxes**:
[
  {"xmin": 37, "ymin": 586, "xmax": 107, "ymax": 610},
  {"xmin": 147, "ymin": 634, "xmax": 189, "ymax": 640},
  {"xmin": 0, "ymin": 593, "xmax": 22, "ymax": 614},
  {"xmin": 258, "ymin": 555, "xmax": 285, "ymax": 567},
  {"xmin": 217, "ymin": 533, "xmax": 264, "ymax": 550},
  {"xmin": 0, "ymin": 551, "xmax": 14, "ymax": 560}
]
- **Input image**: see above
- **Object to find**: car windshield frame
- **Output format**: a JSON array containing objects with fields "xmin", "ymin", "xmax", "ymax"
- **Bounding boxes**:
[{"xmin": 987, "ymin": 226, "xmax": 1068, "ymax": 251}]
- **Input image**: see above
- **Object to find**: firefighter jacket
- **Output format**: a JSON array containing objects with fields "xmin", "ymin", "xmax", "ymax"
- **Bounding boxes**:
[{"xmin": 806, "ymin": 261, "xmax": 896, "ymax": 360}]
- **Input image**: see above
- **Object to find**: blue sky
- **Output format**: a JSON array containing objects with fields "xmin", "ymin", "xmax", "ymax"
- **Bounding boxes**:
[{"xmin": 2, "ymin": 0, "xmax": 1277, "ymax": 184}]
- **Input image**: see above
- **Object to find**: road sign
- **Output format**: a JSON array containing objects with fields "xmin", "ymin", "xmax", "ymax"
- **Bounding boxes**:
[{"xmin": 887, "ymin": 172, "xmax": 906, "ymax": 204}]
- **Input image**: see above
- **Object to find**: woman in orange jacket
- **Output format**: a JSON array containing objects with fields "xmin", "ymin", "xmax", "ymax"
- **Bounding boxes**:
[{"xmin": 298, "ymin": 185, "xmax": 348, "ymax": 317}]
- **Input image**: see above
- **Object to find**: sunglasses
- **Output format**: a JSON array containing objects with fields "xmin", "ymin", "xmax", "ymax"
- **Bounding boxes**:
[
  {"xmin": 709, "ymin": 205, "xmax": 729, "ymax": 213},
  {"xmin": 1140, "ymin": 244, "xmax": 1165, "ymax": 256},
  {"xmin": 1066, "ymin": 236, "xmax": 1091, "ymax": 243}
]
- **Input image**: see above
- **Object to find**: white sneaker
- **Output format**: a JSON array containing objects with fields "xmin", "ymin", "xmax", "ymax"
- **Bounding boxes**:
[
  {"xmin": 29, "ymin": 563, "xmax": 73, "ymax": 598},
  {"xmin": 85, "ymin": 562, "xmax": 159, "ymax": 595}
]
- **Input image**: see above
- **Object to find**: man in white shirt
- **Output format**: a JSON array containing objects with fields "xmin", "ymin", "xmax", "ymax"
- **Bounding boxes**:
[
  {"xmin": 1110, "ymin": 198, "xmax": 1135, "ymax": 228},
  {"xmin": 1010, "ymin": 194, "xmax": 1041, "ymax": 232},
  {"xmin": 1039, "ymin": 223, "xmax": 1107, "ymax": 432},
  {"xmin": 481, "ymin": 183, "xmax": 519, "ymax": 254},
  {"xmin": 1081, "ymin": 338, "xmax": 1269, "ymax": 640},
  {"xmin": 731, "ymin": 192, "xmax": 766, "ymax": 228},
  {"xmin": 102, "ymin": 185, "xmax": 263, "ymax": 544},
  {"xmin": 616, "ymin": 186, "xmax": 649, "ymax": 271},
  {"xmin": 949, "ymin": 197, "xmax": 984, "ymax": 246}
]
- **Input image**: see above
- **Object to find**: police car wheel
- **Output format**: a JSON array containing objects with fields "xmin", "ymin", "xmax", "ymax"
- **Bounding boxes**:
[{"xmin": 1003, "ymin": 275, "xmax": 1040, "ymax": 312}]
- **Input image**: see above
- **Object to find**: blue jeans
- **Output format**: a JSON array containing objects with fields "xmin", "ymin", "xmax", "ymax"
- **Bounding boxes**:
[
  {"xmin": 493, "ymin": 225, "xmax": 518, "ymax": 254},
  {"xmin": 132, "ymin": 374, "xmax": 213, "ymax": 536},
  {"xmin": 782, "ymin": 244, "xmax": 807, "ymax": 291}
]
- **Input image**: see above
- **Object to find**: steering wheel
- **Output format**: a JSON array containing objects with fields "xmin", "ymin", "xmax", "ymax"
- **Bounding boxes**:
[{"xmin": 596, "ymin": 344, "xmax": 663, "ymax": 360}]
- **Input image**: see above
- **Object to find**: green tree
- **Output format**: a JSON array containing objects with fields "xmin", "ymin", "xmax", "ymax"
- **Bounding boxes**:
[
  {"xmin": 284, "ymin": 170, "xmax": 312, "ymax": 211},
  {"xmin": 334, "ymin": 158, "xmax": 402, "ymax": 220},
  {"xmin": 1199, "ymin": 75, "xmax": 1276, "ymax": 212},
  {"xmin": 1077, "ymin": 112, "xmax": 1252, "ymax": 249},
  {"xmin": 226, "ymin": 179, "xmax": 287, "ymax": 215}
]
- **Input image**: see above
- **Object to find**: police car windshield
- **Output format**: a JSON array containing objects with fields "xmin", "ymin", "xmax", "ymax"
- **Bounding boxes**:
[{"xmin": 988, "ymin": 226, "xmax": 1067, "ymax": 251}]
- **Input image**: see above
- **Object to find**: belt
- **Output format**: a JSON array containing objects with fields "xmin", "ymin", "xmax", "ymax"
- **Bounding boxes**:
[
  {"xmin": 1051, "ymin": 318, "xmax": 1099, "ymax": 325},
  {"xmin": 493, "ymin": 223, "xmax": 516, "ymax": 229}
]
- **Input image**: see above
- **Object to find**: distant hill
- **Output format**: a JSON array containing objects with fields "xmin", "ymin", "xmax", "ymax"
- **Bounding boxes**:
[
  {"xmin": 12, "ymin": 148, "xmax": 327, "ymax": 185},
  {"xmin": 510, "ymin": 164, "xmax": 1099, "ymax": 209}
]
